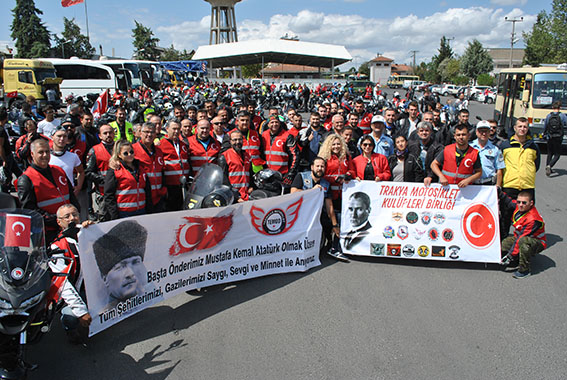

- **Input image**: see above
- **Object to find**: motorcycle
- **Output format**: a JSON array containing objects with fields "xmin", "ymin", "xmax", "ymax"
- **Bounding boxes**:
[
  {"xmin": 183, "ymin": 163, "xmax": 234, "ymax": 210},
  {"xmin": 0, "ymin": 196, "xmax": 70, "ymax": 379}
]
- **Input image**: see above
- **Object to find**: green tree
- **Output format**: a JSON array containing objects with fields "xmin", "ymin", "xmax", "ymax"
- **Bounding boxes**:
[
  {"xmin": 460, "ymin": 39, "xmax": 493, "ymax": 83},
  {"xmin": 476, "ymin": 73, "xmax": 494, "ymax": 86},
  {"xmin": 428, "ymin": 36, "xmax": 454, "ymax": 83},
  {"xmin": 10, "ymin": 0, "xmax": 51, "ymax": 58},
  {"xmin": 438, "ymin": 57, "xmax": 460, "ymax": 83},
  {"xmin": 160, "ymin": 45, "xmax": 195, "ymax": 61},
  {"xmin": 358, "ymin": 62, "xmax": 370, "ymax": 76},
  {"xmin": 132, "ymin": 20, "xmax": 160, "ymax": 60},
  {"xmin": 53, "ymin": 17, "xmax": 94, "ymax": 59},
  {"xmin": 551, "ymin": 0, "xmax": 567, "ymax": 62},
  {"xmin": 523, "ymin": 11, "xmax": 554, "ymax": 66},
  {"xmin": 241, "ymin": 63, "xmax": 266, "ymax": 78}
]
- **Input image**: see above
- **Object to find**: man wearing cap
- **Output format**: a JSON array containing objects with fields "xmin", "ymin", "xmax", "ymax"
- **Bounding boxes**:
[
  {"xmin": 110, "ymin": 107, "xmax": 134, "ymax": 142},
  {"xmin": 93, "ymin": 220, "xmax": 150, "ymax": 309},
  {"xmin": 363, "ymin": 115, "xmax": 394, "ymax": 158},
  {"xmin": 471, "ymin": 120, "xmax": 505, "ymax": 186},
  {"xmin": 49, "ymin": 123, "xmax": 85, "ymax": 196}
]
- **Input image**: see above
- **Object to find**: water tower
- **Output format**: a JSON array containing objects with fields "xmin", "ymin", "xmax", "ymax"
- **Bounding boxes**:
[{"xmin": 204, "ymin": 0, "xmax": 241, "ymax": 45}]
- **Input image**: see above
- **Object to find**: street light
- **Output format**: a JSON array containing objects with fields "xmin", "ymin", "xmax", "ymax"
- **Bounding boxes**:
[
  {"xmin": 61, "ymin": 39, "xmax": 72, "ymax": 59},
  {"xmin": 505, "ymin": 16, "xmax": 523, "ymax": 68}
]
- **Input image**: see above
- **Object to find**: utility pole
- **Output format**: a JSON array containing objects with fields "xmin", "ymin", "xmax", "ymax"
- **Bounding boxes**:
[
  {"xmin": 505, "ymin": 16, "xmax": 523, "ymax": 68},
  {"xmin": 410, "ymin": 50, "xmax": 419, "ymax": 70}
]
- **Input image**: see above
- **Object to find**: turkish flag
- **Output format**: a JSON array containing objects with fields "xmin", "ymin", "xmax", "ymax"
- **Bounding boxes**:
[
  {"xmin": 91, "ymin": 90, "xmax": 109, "ymax": 120},
  {"xmin": 169, "ymin": 214, "xmax": 233, "ymax": 256},
  {"xmin": 6, "ymin": 91, "xmax": 17, "ymax": 98},
  {"xmin": 4, "ymin": 214, "xmax": 32, "ymax": 247},
  {"xmin": 61, "ymin": 0, "xmax": 84, "ymax": 7}
]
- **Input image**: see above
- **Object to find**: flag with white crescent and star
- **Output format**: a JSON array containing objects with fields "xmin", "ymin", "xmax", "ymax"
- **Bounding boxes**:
[
  {"xmin": 169, "ymin": 215, "xmax": 233, "ymax": 256},
  {"xmin": 4, "ymin": 214, "xmax": 32, "ymax": 248}
]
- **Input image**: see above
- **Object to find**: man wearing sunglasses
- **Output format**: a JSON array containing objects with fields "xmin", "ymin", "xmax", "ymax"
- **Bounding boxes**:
[{"xmin": 499, "ymin": 190, "xmax": 546, "ymax": 279}]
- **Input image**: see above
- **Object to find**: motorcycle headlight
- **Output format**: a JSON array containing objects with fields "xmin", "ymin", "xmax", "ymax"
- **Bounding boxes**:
[{"xmin": 20, "ymin": 291, "xmax": 45, "ymax": 310}]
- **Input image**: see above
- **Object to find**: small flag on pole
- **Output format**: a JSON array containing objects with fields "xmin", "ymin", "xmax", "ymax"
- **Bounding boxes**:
[{"xmin": 61, "ymin": 0, "xmax": 84, "ymax": 7}]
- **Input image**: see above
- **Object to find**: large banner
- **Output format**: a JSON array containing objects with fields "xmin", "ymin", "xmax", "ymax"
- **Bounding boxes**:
[
  {"xmin": 78, "ymin": 189, "xmax": 323, "ymax": 335},
  {"xmin": 340, "ymin": 181, "xmax": 501, "ymax": 263}
]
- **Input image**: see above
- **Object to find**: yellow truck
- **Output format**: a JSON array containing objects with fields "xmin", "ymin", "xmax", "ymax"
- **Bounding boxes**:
[{"xmin": 0, "ymin": 58, "xmax": 62, "ymax": 107}]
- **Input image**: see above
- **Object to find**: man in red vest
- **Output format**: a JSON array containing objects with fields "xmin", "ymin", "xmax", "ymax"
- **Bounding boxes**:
[
  {"xmin": 17, "ymin": 139, "xmax": 79, "ymax": 242},
  {"xmin": 133, "ymin": 122, "xmax": 167, "ymax": 213},
  {"xmin": 187, "ymin": 119, "xmax": 221, "ymax": 176},
  {"xmin": 218, "ymin": 130, "xmax": 252, "ymax": 202},
  {"xmin": 228, "ymin": 111, "xmax": 264, "ymax": 172},
  {"xmin": 430, "ymin": 124, "xmax": 482, "ymax": 188},
  {"xmin": 85, "ymin": 124, "xmax": 115, "ymax": 221},
  {"xmin": 261, "ymin": 115, "xmax": 299, "ymax": 189},
  {"xmin": 158, "ymin": 119, "xmax": 190, "ymax": 211},
  {"xmin": 500, "ymin": 190, "xmax": 546, "ymax": 278}
]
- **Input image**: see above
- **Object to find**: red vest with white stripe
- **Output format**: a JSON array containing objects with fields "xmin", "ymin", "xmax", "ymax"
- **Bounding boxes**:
[
  {"xmin": 511, "ymin": 206, "xmax": 547, "ymax": 255},
  {"xmin": 442, "ymin": 144, "xmax": 479, "ymax": 184},
  {"xmin": 187, "ymin": 135, "xmax": 221, "ymax": 176},
  {"xmin": 93, "ymin": 143, "xmax": 111, "ymax": 194},
  {"xmin": 324, "ymin": 155, "xmax": 355, "ymax": 200},
  {"xmin": 261, "ymin": 129, "xmax": 289, "ymax": 175},
  {"xmin": 222, "ymin": 148, "xmax": 251, "ymax": 201},
  {"xmin": 69, "ymin": 139, "xmax": 87, "ymax": 162},
  {"xmin": 358, "ymin": 112, "xmax": 373, "ymax": 134},
  {"xmin": 158, "ymin": 138, "xmax": 190, "ymax": 186},
  {"xmin": 232, "ymin": 128, "xmax": 264, "ymax": 166},
  {"xmin": 114, "ymin": 164, "xmax": 147, "ymax": 213},
  {"xmin": 23, "ymin": 165, "xmax": 71, "ymax": 214},
  {"xmin": 133, "ymin": 142, "xmax": 166, "ymax": 204}
]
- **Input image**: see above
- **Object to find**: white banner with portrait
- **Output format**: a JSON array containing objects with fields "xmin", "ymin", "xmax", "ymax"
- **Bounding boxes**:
[
  {"xmin": 340, "ymin": 181, "xmax": 501, "ymax": 263},
  {"xmin": 78, "ymin": 189, "xmax": 323, "ymax": 336}
]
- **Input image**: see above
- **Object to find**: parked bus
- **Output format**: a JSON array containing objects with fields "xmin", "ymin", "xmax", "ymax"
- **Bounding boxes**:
[
  {"xmin": 494, "ymin": 64, "xmax": 567, "ymax": 143},
  {"xmin": 43, "ymin": 58, "xmax": 131, "ymax": 98},
  {"xmin": 98, "ymin": 59, "xmax": 160, "ymax": 89},
  {"xmin": 387, "ymin": 74, "xmax": 419, "ymax": 89}
]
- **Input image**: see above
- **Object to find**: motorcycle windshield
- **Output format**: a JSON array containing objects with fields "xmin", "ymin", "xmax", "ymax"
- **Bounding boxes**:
[
  {"xmin": 0, "ymin": 209, "xmax": 49, "ymax": 294},
  {"xmin": 188, "ymin": 163, "xmax": 225, "ymax": 198}
]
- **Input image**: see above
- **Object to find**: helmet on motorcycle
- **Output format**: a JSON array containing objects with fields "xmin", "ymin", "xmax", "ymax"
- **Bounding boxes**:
[
  {"xmin": 253, "ymin": 169, "xmax": 283, "ymax": 194},
  {"xmin": 201, "ymin": 186, "xmax": 234, "ymax": 208}
]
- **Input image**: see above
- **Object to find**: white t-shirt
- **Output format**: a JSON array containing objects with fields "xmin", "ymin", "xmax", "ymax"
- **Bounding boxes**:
[
  {"xmin": 49, "ymin": 151, "xmax": 81, "ymax": 187},
  {"xmin": 38, "ymin": 119, "xmax": 61, "ymax": 138}
]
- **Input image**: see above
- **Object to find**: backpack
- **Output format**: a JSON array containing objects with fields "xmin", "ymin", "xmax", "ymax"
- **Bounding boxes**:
[{"xmin": 547, "ymin": 113, "xmax": 564, "ymax": 137}]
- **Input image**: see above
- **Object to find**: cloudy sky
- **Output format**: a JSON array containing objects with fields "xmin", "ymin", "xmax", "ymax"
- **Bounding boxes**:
[{"xmin": 0, "ymin": 0, "xmax": 550, "ymax": 69}]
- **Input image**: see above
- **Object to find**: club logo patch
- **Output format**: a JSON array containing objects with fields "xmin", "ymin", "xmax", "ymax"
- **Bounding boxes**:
[
  {"xmin": 421, "ymin": 212, "xmax": 431, "ymax": 225},
  {"xmin": 449, "ymin": 245, "xmax": 461, "ymax": 259},
  {"xmin": 414, "ymin": 228, "xmax": 426, "ymax": 240},
  {"xmin": 250, "ymin": 197, "xmax": 302, "ymax": 235},
  {"xmin": 387, "ymin": 244, "xmax": 401, "ymax": 256},
  {"xmin": 433, "ymin": 212, "xmax": 445, "ymax": 224},
  {"xmin": 370, "ymin": 243, "xmax": 385, "ymax": 256},
  {"xmin": 442, "ymin": 228, "xmax": 454, "ymax": 242},
  {"xmin": 392, "ymin": 212, "xmax": 403, "ymax": 222},
  {"xmin": 417, "ymin": 245, "xmax": 429, "ymax": 257},
  {"xmin": 11, "ymin": 267, "xmax": 24, "ymax": 280},
  {"xmin": 383, "ymin": 226, "xmax": 395, "ymax": 239},
  {"xmin": 432, "ymin": 246, "xmax": 446, "ymax": 257},
  {"xmin": 406, "ymin": 211, "xmax": 418, "ymax": 224},
  {"xmin": 397, "ymin": 225, "xmax": 409, "ymax": 240},
  {"xmin": 402, "ymin": 244, "xmax": 415, "ymax": 257},
  {"xmin": 428, "ymin": 228, "xmax": 439, "ymax": 241}
]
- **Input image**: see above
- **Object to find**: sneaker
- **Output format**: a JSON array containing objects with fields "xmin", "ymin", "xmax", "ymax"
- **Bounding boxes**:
[
  {"xmin": 327, "ymin": 248, "xmax": 350, "ymax": 262},
  {"xmin": 513, "ymin": 270, "xmax": 531, "ymax": 279},
  {"xmin": 546, "ymin": 166, "xmax": 551, "ymax": 177}
]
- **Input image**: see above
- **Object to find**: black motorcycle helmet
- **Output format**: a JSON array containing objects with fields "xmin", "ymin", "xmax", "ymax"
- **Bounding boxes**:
[
  {"xmin": 201, "ymin": 186, "xmax": 234, "ymax": 208},
  {"xmin": 253, "ymin": 169, "xmax": 283, "ymax": 195}
]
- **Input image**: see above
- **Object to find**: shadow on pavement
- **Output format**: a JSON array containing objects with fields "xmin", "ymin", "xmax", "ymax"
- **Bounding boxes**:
[
  {"xmin": 532, "ymin": 254, "xmax": 556, "ymax": 275},
  {"xmin": 347, "ymin": 254, "xmax": 502, "ymax": 271},
  {"xmin": 28, "ymin": 256, "xmax": 336, "ymax": 379},
  {"xmin": 545, "ymin": 233, "xmax": 563, "ymax": 249},
  {"xmin": 549, "ymin": 168, "xmax": 567, "ymax": 178}
]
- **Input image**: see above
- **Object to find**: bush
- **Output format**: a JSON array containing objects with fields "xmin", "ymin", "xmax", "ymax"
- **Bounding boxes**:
[{"xmin": 477, "ymin": 74, "xmax": 494, "ymax": 86}]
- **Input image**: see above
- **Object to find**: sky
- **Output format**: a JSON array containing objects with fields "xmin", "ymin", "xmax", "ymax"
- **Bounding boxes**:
[{"xmin": 0, "ymin": 0, "xmax": 551, "ymax": 69}]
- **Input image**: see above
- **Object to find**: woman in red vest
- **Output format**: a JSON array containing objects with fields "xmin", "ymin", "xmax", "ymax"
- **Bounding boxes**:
[
  {"xmin": 319, "ymin": 134, "xmax": 355, "ymax": 201},
  {"xmin": 353, "ymin": 135, "xmax": 392, "ymax": 181},
  {"xmin": 103, "ymin": 140, "xmax": 152, "ymax": 220}
]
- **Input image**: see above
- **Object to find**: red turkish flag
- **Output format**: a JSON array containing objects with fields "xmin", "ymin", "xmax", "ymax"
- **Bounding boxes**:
[
  {"xmin": 6, "ymin": 91, "xmax": 18, "ymax": 98},
  {"xmin": 169, "ymin": 214, "xmax": 233, "ymax": 256},
  {"xmin": 61, "ymin": 0, "xmax": 84, "ymax": 7},
  {"xmin": 4, "ymin": 214, "xmax": 32, "ymax": 247}
]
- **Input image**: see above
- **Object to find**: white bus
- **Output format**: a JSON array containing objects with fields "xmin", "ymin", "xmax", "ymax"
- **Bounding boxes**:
[
  {"xmin": 97, "ymin": 59, "xmax": 158, "ymax": 89},
  {"xmin": 43, "ymin": 58, "xmax": 131, "ymax": 98}
]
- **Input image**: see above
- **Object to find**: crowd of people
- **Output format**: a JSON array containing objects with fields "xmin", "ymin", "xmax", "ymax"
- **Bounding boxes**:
[{"xmin": 0, "ymin": 80, "xmax": 557, "ymax": 344}]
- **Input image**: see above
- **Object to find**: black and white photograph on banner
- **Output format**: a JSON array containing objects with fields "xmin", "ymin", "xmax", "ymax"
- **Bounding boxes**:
[{"xmin": 340, "ymin": 181, "xmax": 501, "ymax": 263}]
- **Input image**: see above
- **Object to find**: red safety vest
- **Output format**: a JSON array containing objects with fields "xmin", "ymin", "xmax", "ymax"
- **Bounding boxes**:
[
  {"xmin": 441, "ymin": 144, "xmax": 479, "ymax": 184},
  {"xmin": 133, "ymin": 141, "xmax": 166, "ymax": 204},
  {"xmin": 114, "ymin": 164, "xmax": 147, "ymax": 213},
  {"xmin": 352, "ymin": 153, "xmax": 392, "ymax": 181},
  {"xmin": 92, "ymin": 143, "xmax": 112, "ymax": 194},
  {"xmin": 324, "ymin": 155, "xmax": 355, "ymax": 200},
  {"xmin": 231, "ymin": 128, "xmax": 264, "ymax": 166},
  {"xmin": 261, "ymin": 129, "xmax": 290, "ymax": 175},
  {"xmin": 158, "ymin": 138, "xmax": 190, "ymax": 186},
  {"xmin": 187, "ymin": 135, "xmax": 220, "ymax": 176},
  {"xmin": 222, "ymin": 148, "xmax": 251, "ymax": 201},
  {"xmin": 23, "ymin": 165, "xmax": 71, "ymax": 214}
]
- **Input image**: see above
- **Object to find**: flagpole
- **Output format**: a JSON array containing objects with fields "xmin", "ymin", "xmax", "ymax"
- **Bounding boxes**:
[{"xmin": 84, "ymin": 0, "xmax": 90, "ymax": 42}]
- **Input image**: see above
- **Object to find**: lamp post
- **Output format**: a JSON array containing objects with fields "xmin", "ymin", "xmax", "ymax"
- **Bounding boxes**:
[
  {"xmin": 505, "ymin": 16, "xmax": 523, "ymax": 68},
  {"xmin": 61, "ymin": 39, "xmax": 72, "ymax": 59}
]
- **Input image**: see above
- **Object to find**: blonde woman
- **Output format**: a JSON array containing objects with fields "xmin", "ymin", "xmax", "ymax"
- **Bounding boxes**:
[{"xmin": 103, "ymin": 140, "xmax": 152, "ymax": 220}]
